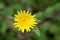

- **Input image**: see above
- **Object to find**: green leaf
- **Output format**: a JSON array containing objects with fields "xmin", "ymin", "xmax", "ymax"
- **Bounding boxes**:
[
  {"xmin": 0, "ymin": 18, "xmax": 3, "ymax": 33},
  {"xmin": 4, "ymin": 7, "xmax": 14, "ymax": 16},
  {"xmin": 6, "ymin": 31, "xmax": 16, "ymax": 40},
  {"xmin": 39, "ymin": 22, "xmax": 49, "ymax": 40},
  {"xmin": 54, "ymin": 3, "xmax": 60, "ymax": 10},
  {"xmin": 40, "ymin": 32, "xmax": 48, "ymax": 40},
  {"xmin": 49, "ymin": 24, "xmax": 60, "ymax": 34},
  {"xmin": 44, "ymin": 7, "xmax": 54, "ymax": 18},
  {"xmin": 1, "ymin": 22, "xmax": 7, "ymax": 33},
  {"xmin": 55, "ymin": 16, "xmax": 60, "ymax": 23},
  {"xmin": 35, "ymin": 12, "xmax": 44, "ymax": 20},
  {"xmin": 0, "ymin": 3, "xmax": 5, "ymax": 10},
  {"xmin": 40, "ymin": 22, "xmax": 51, "ymax": 32},
  {"xmin": 33, "ymin": 27, "xmax": 40, "ymax": 37}
]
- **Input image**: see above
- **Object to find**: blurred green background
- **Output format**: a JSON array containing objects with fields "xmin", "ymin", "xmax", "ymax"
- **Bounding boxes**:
[{"xmin": 0, "ymin": 0, "xmax": 60, "ymax": 40}]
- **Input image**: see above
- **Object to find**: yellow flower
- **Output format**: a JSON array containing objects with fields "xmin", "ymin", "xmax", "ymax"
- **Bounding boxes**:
[{"xmin": 14, "ymin": 10, "xmax": 37, "ymax": 32}]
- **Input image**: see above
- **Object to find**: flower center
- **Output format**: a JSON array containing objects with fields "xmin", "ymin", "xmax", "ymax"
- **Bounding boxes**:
[{"xmin": 23, "ymin": 18, "xmax": 27, "ymax": 23}]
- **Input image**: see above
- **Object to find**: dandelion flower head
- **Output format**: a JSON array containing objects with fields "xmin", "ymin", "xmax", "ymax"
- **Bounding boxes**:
[{"xmin": 14, "ymin": 10, "xmax": 37, "ymax": 32}]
